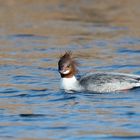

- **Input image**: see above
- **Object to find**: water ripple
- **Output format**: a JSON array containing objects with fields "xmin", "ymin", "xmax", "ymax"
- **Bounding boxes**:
[{"xmin": 118, "ymin": 49, "xmax": 140, "ymax": 54}]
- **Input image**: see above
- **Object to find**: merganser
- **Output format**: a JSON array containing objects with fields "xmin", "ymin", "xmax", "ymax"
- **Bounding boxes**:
[{"xmin": 58, "ymin": 51, "xmax": 140, "ymax": 93}]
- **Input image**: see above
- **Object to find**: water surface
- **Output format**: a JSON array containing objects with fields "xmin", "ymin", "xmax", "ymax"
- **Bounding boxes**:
[{"xmin": 0, "ymin": 0, "xmax": 140, "ymax": 140}]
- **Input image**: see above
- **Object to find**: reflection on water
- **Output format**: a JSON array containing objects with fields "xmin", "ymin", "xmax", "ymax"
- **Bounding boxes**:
[{"xmin": 0, "ymin": 0, "xmax": 140, "ymax": 139}]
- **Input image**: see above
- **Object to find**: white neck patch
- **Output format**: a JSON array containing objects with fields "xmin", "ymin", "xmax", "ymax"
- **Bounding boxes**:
[{"xmin": 60, "ymin": 76, "xmax": 81, "ymax": 92}]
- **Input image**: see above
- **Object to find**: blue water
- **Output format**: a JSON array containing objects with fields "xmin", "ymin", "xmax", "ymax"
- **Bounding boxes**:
[
  {"xmin": 0, "ymin": 1, "xmax": 140, "ymax": 140},
  {"xmin": 0, "ymin": 33, "xmax": 140, "ymax": 140}
]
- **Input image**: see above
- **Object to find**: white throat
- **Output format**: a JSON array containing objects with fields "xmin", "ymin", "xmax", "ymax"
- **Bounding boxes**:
[{"xmin": 60, "ymin": 76, "xmax": 81, "ymax": 92}]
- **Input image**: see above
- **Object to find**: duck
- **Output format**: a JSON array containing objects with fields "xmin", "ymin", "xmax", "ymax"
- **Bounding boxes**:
[{"xmin": 58, "ymin": 51, "xmax": 140, "ymax": 93}]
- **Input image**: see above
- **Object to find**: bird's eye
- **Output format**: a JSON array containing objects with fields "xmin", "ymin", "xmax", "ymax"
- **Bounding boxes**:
[{"xmin": 67, "ymin": 64, "xmax": 71, "ymax": 68}]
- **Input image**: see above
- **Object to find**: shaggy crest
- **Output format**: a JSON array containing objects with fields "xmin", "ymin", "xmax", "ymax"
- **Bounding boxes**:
[
  {"xmin": 58, "ymin": 51, "xmax": 79, "ymax": 77},
  {"xmin": 60, "ymin": 51, "xmax": 72, "ymax": 60}
]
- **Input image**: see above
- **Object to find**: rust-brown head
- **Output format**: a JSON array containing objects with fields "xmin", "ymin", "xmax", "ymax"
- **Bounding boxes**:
[{"xmin": 58, "ymin": 51, "xmax": 78, "ymax": 78}]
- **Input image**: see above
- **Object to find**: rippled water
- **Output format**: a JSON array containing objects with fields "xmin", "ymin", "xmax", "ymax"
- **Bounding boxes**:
[{"xmin": 0, "ymin": 1, "xmax": 140, "ymax": 140}]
